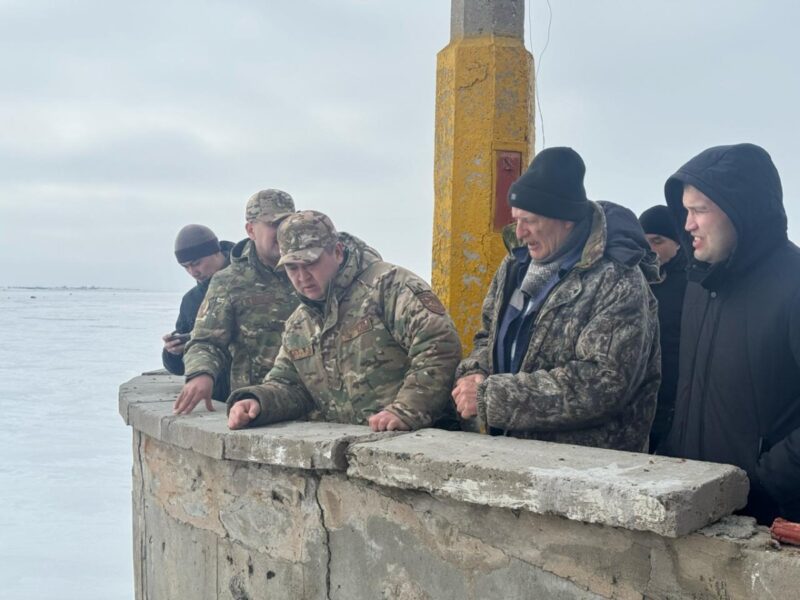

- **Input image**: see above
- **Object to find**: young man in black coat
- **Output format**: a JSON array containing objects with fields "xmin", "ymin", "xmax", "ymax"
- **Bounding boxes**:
[
  {"xmin": 661, "ymin": 143, "xmax": 800, "ymax": 524},
  {"xmin": 162, "ymin": 224, "xmax": 233, "ymax": 400},
  {"xmin": 639, "ymin": 206, "xmax": 688, "ymax": 453}
]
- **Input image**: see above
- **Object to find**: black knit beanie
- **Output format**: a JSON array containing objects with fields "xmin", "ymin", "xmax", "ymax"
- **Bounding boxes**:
[
  {"xmin": 639, "ymin": 205, "xmax": 680, "ymax": 243},
  {"xmin": 508, "ymin": 147, "xmax": 592, "ymax": 221},
  {"xmin": 174, "ymin": 224, "xmax": 221, "ymax": 263}
]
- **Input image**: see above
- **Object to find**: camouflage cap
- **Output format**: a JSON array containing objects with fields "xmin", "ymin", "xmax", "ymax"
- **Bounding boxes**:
[
  {"xmin": 277, "ymin": 210, "xmax": 339, "ymax": 267},
  {"xmin": 245, "ymin": 189, "xmax": 296, "ymax": 224}
]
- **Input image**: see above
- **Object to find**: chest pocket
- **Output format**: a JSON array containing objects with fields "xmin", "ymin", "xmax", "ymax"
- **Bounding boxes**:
[{"xmin": 338, "ymin": 314, "xmax": 407, "ymax": 404}]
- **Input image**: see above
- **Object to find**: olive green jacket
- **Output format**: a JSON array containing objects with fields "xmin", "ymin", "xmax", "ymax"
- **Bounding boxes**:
[
  {"xmin": 183, "ymin": 239, "xmax": 299, "ymax": 391},
  {"xmin": 229, "ymin": 234, "xmax": 462, "ymax": 429}
]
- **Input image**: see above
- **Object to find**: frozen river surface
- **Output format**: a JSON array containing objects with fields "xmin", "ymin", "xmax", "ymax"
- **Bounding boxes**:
[{"xmin": 0, "ymin": 288, "xmax": 182, "ymax": 600}]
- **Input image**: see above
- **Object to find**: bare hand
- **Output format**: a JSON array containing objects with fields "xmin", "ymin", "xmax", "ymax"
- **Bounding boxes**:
[
  {"xmin": 451, "ymin": 373, "xmax": 486, "ymax": 419},
  {"xmin": 368, "ymin": 410, "xmax": 411, "ymax": 432},
  {"xmin": 162, "ymin": 332, "xmax": 188, "ymax": 356},
  {"xmin": 227, "ymin": 398, "xmax": 261, "ymax": 430},
  {"xmin": 174, "ymin": 374, "xmax": 215, "ymax": 415}
]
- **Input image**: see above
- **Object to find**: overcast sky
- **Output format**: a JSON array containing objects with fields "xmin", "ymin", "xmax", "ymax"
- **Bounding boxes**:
[{"xmin": 1, "ymin": 0, "xmax": 798, "ymax": 290}]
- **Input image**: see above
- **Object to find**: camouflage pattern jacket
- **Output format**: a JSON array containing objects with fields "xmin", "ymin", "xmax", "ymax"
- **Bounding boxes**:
[
  {"xmin": 228, "ymin": 233, "xmax": 462, "ymax": 429},
  {"xmin": 183, "ymin": 238, "xmax": 299, "ymax": 391},
  {"xmin": 456, "ymin": 201, "xmax": 661, "ymax": 451}
]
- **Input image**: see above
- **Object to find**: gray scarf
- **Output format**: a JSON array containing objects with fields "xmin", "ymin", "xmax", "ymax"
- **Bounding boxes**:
[{"xmin": 520, "ymin": 216, "xmax": 591, "ymax": 298}]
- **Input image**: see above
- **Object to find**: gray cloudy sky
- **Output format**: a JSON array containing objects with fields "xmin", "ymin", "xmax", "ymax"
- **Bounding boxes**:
[{"xmin": 1, "ymin": 0, "xmax": 798, "ymax": 290}]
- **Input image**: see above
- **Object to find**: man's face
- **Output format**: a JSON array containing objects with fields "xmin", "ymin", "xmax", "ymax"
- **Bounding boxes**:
[
  {"xmin": 645, "ymin": 234, "xmax": 680, "ymax": 266},
  {"xmin": 180, "ymin": 253, "xmax": 224, "ymax": 283},
  {"xmin": 246, "ymin": 221, "xmax": 281, "ymax": 266},
  {"xmin": 284, "ymin": 244, "xmax": 344, "ymax": 300},
  {"xmin": 512, "ymin": 207, "xmax": 575, "ymax": 261},
  {"xmin": 682, "ymin": 185, "xmax": 738, "ymax": 264}
]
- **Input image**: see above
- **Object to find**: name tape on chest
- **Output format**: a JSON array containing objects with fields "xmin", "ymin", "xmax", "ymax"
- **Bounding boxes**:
[
  {"xmin": 239, "ymin": 295, "xmax": 273, "ymax": 307},
  {"xmin": 340, "ymin": 317, "xmax": 374, "ymax": 342}
]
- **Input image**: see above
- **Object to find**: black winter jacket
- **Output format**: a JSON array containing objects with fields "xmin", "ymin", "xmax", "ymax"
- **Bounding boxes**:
[
  {"xmin": 661, "ymin": 143, "xmax": 800, "ymax": 524},
  {"xmin": 162, "ymin": 241, "xmax": 234, "ymax": 400},
  {"xmin": 649, "ymin": 250, "xmax": 687, "ymax": 453}
]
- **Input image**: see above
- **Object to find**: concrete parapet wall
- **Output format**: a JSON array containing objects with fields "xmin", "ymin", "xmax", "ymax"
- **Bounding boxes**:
[{"xmin": 121, "ymin": 373, "xmax": 800, "ymax": 599}]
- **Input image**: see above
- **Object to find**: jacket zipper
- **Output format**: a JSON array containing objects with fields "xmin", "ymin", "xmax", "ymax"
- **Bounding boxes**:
[{"xmin": 695, "ymin": 291, "xmax": 724, "ymax": 454}]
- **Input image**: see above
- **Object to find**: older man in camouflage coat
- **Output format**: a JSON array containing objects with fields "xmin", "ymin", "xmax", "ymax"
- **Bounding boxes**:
[
  {"xmin": 453, "ymin": 147, "xmax": 660, "ymax": 451},
  {"xmin": 227, "ymin": 210, "xmax": 462, "ymax": 432},
  {"xmin": 173, "ymin": 190, "xmax": 300, "ymax": 415}
]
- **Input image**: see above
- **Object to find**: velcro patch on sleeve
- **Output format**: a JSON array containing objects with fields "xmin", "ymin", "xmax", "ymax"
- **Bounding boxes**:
[
  {"xmin": 288, "ymin": 346, "xmax": 314, "ymax": 360},
  {"xmin": 406, "ymin": 281, "xmax": 446, "ymax": 315}
]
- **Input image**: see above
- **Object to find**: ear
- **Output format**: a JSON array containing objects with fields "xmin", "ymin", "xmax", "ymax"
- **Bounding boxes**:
[
  {"xmin": 564, "ymin": 220, "xmax": 575, "ymax": 231},
  {"xmin": 245, "ymin": 221, "xmax": 255, "ymax": 240},
  {"xmin": 334, "ymin": 242, "xmax": 345, "ymax": 265}
]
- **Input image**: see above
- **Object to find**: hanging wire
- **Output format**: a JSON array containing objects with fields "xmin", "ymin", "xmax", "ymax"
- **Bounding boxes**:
[{"xmin": 527, "ymin": 0, "xmax": 553, "ymax": 150}]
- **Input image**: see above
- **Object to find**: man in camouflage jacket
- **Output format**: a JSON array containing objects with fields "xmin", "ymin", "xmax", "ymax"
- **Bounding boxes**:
[
  {"xmin": 453, "ymin": 148, "xmax": 660, "ymax": 452},
  {"xmin": 227, "ymin": 210, "xmax": 462, "ymax": 432},
  {"xmin": 173, "ymin": 190, "xmax": 300, "ymax": 415}
]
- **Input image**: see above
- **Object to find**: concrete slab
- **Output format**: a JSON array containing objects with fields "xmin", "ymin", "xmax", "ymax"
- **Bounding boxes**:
[
  {"xmin": 223, "ymin": 421, "xmax": 403, "ymax": 471},
  {"xmin": 119, "ymin": 373, "xmax": 183, "ymax": 424},
  {"xmin": 126, "ymin": 397, "xmax": 228, "ymax": 459},
  {"xmin": 121, "ymin": 373, "xmax": 405, "ymax": 470},
  {"xmin": 346, "ymin": 429, "xmax": 750, "ymax": 537}
]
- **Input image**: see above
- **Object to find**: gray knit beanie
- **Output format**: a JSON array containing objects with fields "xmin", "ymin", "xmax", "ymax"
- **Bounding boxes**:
[{"xmin": 174, "ymin": 224, "xmax": 221, "ymax": 263}]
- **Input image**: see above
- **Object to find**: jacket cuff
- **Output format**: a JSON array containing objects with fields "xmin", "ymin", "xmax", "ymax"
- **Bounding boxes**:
[
  {"xmin": 384, "ymin": 403, "xmax": 430, "ymax": 430},
  {"xmin": 226, "ymin": 388, "xmax": 272, "ymax": 427},
  {"xmin": 162, "ymin": 349, "xmax": 185, "ymax": 375},
  {"xmin": 455, "ymin": 359, "xmax": 489, "ymax": 381},
  {"xmin": 475, "ymin": 378, "xmax": 490, "ymax": 433},
  {"xmin": 185, "ymin": 370, "xmax": 216, "ymax": 384}
]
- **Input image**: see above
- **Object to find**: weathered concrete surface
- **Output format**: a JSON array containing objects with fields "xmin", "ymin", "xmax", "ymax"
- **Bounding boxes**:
[
  {"xmin": 346, "ymin": 429, "xmax": 750, "ymax": 537},
  {"xmin": 318, "ymin": 477, "xmax": 800, "ymax": 600},
  {"xmin": 134, "ymin": 431, "xmax": 328, "ymax": 600},
  {"xmin": 121, "ymin": 374, "xmax": 400, "ymax": 470},
  {"xmin": 319, "ymin": 474, "xmax": 604, "ymax": 600},
  {"xmin": 119, "ymin": 372, "xmax": 185, "ymax": 423},
  {"xmin": 124, "ymin": 372, "xmax": 800, "ymax": 599},
  {"xmin": 451, "ymin": 0, "xmax": 524, "ymax": 40},
  {"xmin": 223, "ymin": 421, "xmax": 400, "ymax": 471}
]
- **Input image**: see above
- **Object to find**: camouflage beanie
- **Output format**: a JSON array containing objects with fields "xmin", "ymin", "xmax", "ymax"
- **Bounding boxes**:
[
  {"xmin": 174, "ymin": 224, "xmax": 221, "ymax": 263},
  {"xmin": 276, "ymin": 210, "xmax": 338, "ymax": 267},
  {"xmin": 246, "ymin": 189, "xmax": 296, "ymax": 224}
]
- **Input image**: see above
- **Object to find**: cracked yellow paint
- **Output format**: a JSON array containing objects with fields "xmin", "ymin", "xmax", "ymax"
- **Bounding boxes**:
[{"xmin": 433, "ymin": 35, "xmax": 533, "ymax": 352}]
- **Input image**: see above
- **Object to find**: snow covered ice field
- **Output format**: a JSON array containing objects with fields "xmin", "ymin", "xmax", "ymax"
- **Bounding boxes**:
[{"xmin": 0, "ymin": 288, "xmax": 182, "ymax": 600}]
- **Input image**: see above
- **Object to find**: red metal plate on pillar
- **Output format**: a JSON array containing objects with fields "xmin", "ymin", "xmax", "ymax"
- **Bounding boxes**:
[{"xmin": 493, "ymin": 151, "xmax": 522, "ymax": 231}]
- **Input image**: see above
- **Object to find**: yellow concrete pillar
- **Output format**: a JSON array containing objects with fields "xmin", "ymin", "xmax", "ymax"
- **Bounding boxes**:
[{"xmin": 433, "ymin": 0, "xmax": 533, "ymax": 351}]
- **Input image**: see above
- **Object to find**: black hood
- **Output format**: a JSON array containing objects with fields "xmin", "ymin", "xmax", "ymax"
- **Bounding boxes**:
[
  {"xmin": 596, "ymin": 200, "xmax": 658, "ymax": 275},
  {"xmin": 664, "ymin": 143, "xmax": 786, "ymax": 285}
]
